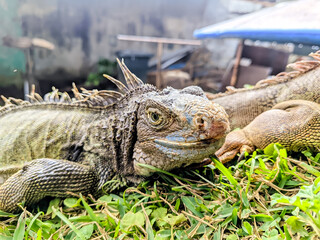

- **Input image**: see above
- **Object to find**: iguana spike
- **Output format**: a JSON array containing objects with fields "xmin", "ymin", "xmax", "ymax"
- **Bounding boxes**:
[
  {"xmin": 27, "ymin": 85, "xmax": 39, "ymax": 103},
  {"xmin": 33, "ymin": 93, "xmax": 44, "ymax": 102},
  {"xmin": 26, "ymin": 85, "xmax": 43, "ymax": 102},
  {"xmin": 79, "ymin": 87, "xmax": 94, "ymax": 94},
  {"xmin": 98, "ymin": 92, "xmax": 121, "ymax": 99},
  {"xmin": 103, "ymin": 74, "xmax": 129, "ymax": 93},
  {"xmin": 116, "ymin": 59, "xmax": 144, "ymax": 90},
  {"xmin": 72, "ymin": 83, "xmax": 84, "ymax": 100},
  {"xmin": 30, "ymin": 84, "xmax": 35, "ymax": 96},
  {"xmin": 43, "ymin": 87, "xmax": 59, "ymax": 102},
  {"xmin": 75, "ymin": 87, "xmax": 123, "ymax": 106},
  {"xmin": 120, "ymin": 59, "xmax": 144, "ymax": 87},
  {"xmin": 26, "ymin": 94, "xmax": 38, "ymax": 102},
  {"xmin": 116, "ymin": 58, "xmax": 135, "ymax": 90},
  {"xmin": 310, "ymin": 50, "xmax": 320, "ymax": 61},
  {"xmin": 51, "ymin": 87, "xmax": 60, "ymax": 102},
  {"xmin": 81, "ymin": 90, "xmax": 122, "ymax": 99},
  {"xmin": 1, "ymin": 95, "xmax": 12, "ymax": 105},
  {"xmin": 287, "ymin": 61, "xmax": 320, "ymax": 72},
  {"xmin": 60, "ymin": 92, "xmax": 72, "ymax": 103},
  {"xmin": 99, "ymin": 90, "xmax": 123, "ymax": 98},
  {"xmin": 74, "ymin": 88, "xmax": 119, "ymax": 106},
  {"xmin": 8, "ymin": 97, "xmax": 30, "ymax": 105}
]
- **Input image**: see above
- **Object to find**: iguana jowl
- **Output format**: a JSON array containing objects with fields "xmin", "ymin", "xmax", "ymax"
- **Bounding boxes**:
[{"xmin": 0, "ymin": 60, "xmax": 229, "ymax": 212}]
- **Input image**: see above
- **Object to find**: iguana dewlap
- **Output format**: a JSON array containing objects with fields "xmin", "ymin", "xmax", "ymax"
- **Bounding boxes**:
[{"xmin": 216, "ymin": 100, "xmax": 320, "ymax": 163}]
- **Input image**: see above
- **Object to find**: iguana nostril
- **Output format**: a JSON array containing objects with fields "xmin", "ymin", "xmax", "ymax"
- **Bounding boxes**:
[
  {"xmin": 196, "ymin": 117, "xmax": 204, "ymax": 124},
  {"xmin": 193, "ymin": 109, "xmax": 229, "ymax": 140},
  {"xmin": 194, "ymin": 115, "xmax": 209, "ymax": 130}
]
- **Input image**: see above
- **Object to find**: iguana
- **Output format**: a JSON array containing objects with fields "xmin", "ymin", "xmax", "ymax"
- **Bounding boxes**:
[
  {"xmin": 1, "ymin": 50, "xmax": 320, "ymax": 213},
  {"xmin": 206, "ymin": 51, "xmax": 320, "ymax": 129},
  {"xmin": 0, "ymin": 60, "xmax": 230, "ymax": 213},
  {"xmin": 210, "ymin": 51, "xmax": 320, "ymax": 162}
]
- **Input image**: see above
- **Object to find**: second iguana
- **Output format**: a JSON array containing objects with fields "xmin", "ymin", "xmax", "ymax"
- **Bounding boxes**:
[
  {"xmin": 207, "ymin": 51, "xmax": 320, "ymax": 129},
  {"xmin": 210, "ymin": 51, "xmax": 320, "ymax": 162}
]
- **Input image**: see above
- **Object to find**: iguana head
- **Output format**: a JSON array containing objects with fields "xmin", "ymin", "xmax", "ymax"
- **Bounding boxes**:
[
  {"xmin": 101, "ymin": 60, "xmax": 229, "ymax": 176},
  {"xmin": 133, "ymin": 85, "xmax": 229, "ymax": 176}
]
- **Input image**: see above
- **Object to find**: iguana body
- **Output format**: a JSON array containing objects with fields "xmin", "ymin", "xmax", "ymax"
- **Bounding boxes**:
[
  {"xmin": 0, "ymin": 61, "xmax": 229, "ymax": 212},
  {"xmin": 207, "ymin": 51, "xmax": 320, "ymax": 129}
]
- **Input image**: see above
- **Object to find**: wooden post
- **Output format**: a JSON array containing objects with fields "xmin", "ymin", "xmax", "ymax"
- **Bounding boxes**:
[
  {"xmin": 156, "ymin": 42, "xmax": 163, "ymax": 89},
  {"xmin": 117, "ymin": 35, "xmax": 202, "ymax": 45},
  {"xmin": 117, "ymin": 35, "xmax": 202, "ymax": 88},
  {"xmin": 2, "ymin": 36, "xmax": 54, "ymax": 99},
  {"xmin": 230, "ymin": 40, "xmax": 244, "ymax": 87},
  {"xmin": 25, "ymin": 48, "xmax": 38, "ymax": 99}
]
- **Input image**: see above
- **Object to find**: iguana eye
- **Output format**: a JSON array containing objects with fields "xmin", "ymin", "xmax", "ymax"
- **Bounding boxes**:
[
  {"xmin": 151, "ymin": 112, "xmax": 159, "ymax": 122},
  {"xmin": 147, "ymin": 108, "xmax": 164, "ymax": 126}
]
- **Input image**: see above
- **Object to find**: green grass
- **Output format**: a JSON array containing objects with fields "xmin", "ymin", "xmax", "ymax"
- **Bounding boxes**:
[{"xmin": 1, "ymin": 143, "xmax": 320, "ymax": 239}]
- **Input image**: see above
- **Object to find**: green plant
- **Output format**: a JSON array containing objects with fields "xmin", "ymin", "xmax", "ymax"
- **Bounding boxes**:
[
  {"xmin": 86, "ymin": 59, "xmax": 117, "ymax": 87},
  {"xmin": 1, "ymin": 144, "xmax": 319, "ymax": 239}
]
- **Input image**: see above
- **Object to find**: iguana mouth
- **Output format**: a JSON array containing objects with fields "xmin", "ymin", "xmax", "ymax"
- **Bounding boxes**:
[{"xmin": 154, "ymin": 138, "xmax": 217, "ymax": 149}]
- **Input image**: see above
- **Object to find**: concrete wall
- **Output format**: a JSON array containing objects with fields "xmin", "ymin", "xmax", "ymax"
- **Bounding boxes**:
[
  {"xmin": 0, "ymin": 0, "xmax": 262, "ymax": 82},
  {"xmin": 0, "ymin": 0, "xmax": 25, "ymax": 86}
]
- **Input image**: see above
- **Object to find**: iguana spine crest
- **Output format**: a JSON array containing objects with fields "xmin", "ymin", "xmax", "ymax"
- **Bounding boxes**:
[
  {"xmin": 209, "ymin": 50, "xmax": 320, "ymax": 99},
  {"xmin": 0, "ymin": 59, "xmax": 157, "ymax": 116}
]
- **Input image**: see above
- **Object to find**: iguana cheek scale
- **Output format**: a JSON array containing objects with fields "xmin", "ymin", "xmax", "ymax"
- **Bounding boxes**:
[{"xmin": 0, "ymin": 60, "xmax": 229, "ymax": 212}]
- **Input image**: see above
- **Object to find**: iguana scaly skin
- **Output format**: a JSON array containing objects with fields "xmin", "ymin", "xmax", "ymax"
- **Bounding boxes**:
[
  {"xmin": 0, "ymin": 60, "xmax": 229, "ymax": 212},
  {"xmin": 216, "ymin": 100, "xmax": 320, "ymax": 163},
  {"xmin": 207, "ymin": 51, "xmax": 320, "ymax": 129}
]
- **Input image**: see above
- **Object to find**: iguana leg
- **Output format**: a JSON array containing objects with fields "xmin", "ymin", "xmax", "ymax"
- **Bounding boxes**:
[
  {"xmin": 0, "ymin": 158, "xmax": 99, "ymax": 213},
  {"xmin": 215, "ymin": 130, "xmax": 255, "ymax": 163},
  {"xmin": 216, "ymin": 100, "xmax": 320, "ymax": 163}
]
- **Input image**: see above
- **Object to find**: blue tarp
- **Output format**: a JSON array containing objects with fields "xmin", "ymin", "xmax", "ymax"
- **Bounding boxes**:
[
  {"xmin": 194, "ymin": 0, "xmax": 320, "ymax": 45},
  {"xmin": 194, "ymin": 29, "xmax": 320, "ymax": 45}
]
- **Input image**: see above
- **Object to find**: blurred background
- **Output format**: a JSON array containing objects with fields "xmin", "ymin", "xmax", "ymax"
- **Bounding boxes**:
[{"xmin": 0, "ymin": 0, "xmax": 319, "ymax": 100}]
